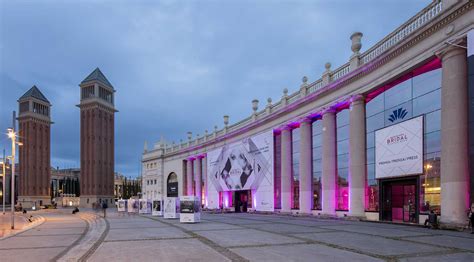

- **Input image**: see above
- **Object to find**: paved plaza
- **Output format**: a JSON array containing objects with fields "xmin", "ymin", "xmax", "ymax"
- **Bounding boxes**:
[{"xmin": 1, "ymin": 210, "xmax": 474, "ymax": 261}]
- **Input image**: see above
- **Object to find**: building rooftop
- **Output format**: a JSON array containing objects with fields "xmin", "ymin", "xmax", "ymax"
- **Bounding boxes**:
[
  {"xmin": 81, "ymin": 67, "xmax": 114, "ymax": 88},
  {"xmin": 19, "ymin": 85, "xmax": 50, "ymax": 103}
]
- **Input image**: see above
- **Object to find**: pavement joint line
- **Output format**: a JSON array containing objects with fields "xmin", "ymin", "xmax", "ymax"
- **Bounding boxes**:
[
  {"xmin": 108, "ymin": 225, "xmax": 169, "ymax": 230},
  {"xmin": 183, "ymin": 227, "xmax": 247, "ymax": 232},
  {"xmin": 103, "ymin": 236, "xmax": 195, "ymax": 243},
  {"xmin": 387, "ymin": 249, "xmax": 472, "ymax": 259},
  {"xmin": 0, "ymin": 245, "xmax": 70, "ymax": 251},
  {"xmin": 141, "ymin": 215, "xmax": 249, "ymax": 262},
  {"xmin": 50, "ymin": 213, "xmax": 91, "ymax": 262}
]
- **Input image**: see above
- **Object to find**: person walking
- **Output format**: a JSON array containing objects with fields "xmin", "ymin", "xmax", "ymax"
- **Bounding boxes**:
[{"xmin": 102, "ymin": 200, "xmax": 108, "ymax": 218}]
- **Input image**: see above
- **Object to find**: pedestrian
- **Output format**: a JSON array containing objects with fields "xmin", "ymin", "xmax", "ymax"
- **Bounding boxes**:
[
  {"xmin": 102, "ymin": 200, "xmax": 108, "ymax": 218},
  {"xmin": 424, "ymin": 210, "xmax": 438, "ymax": 229},
  {"xmin": 469, "ymin": 203, "xmax": 474, "ymax": 234}
]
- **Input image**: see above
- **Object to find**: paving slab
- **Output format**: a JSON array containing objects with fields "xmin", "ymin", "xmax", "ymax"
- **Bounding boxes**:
[
  {"xmin": 319, "ymin": 224, "xmax": 434, "ymax": 238},
  {"xmin": 0, "ymin": 233, "xmax": 80, "ymax": 249},
  {"xmin": 245, "ymin": 222, "xmax": 334, "ymax": 234},
  {"xmin": 174, "ymin": 221, "xmax": 242, "ymax": 231},
  {"xmin": 106, "ymin": 226, "xmax": 190, "ymax": 241},
  {"xmin": 297, "ymin": 231, "xmax": 446, "ymax": 256},
  {"xmin": 403, "ymin": 235, "xmax": 474, "ymax": 252},
  {"xmin": 399, "ymin": 252, "xmax": 474, "ymax": 261},
  {"xmin": 88, "ymin": 238, "xmax": 231, "ymax": 262},
  {"xmin": 0, "ymin": 247, "xmax": 65, "ymax": 262},
  {"xmin": 195, "ymin": 228, "xmax": 304, "ymax": 248},
  {"xmin": 18, "ymin": 227, "xmax": 85, "ymax": 236},
  {"xmin": 231, "ymin": 243, "xmax": 384, "ymax": 262}
]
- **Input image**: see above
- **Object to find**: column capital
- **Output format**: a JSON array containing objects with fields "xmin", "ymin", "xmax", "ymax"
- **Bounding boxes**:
[
  {"xmin": 435, "ymin": 39, "xmax": 467, "ymax": 61},
  {"xmin": 321, "ymin": 106, "xmax": 337, "ymax": 115},
  {"xmin": 349, "ymin": 94, "xmax": 365, "ymax": 105},
  {"xmin": 186, "ymin": 157, "xmax": 196, "ymax": 161},
  {"xmin": 299, "ymin": 117, "xmax": 313, "ymax": 126}
]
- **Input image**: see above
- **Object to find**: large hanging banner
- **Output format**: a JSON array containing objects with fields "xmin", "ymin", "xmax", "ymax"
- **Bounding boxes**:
[
  {"xmin": 207, "ymin": 130, "xmax": 274, "ymax": 211},
  {"xmin": 375, "ymin": 116, "xmax": 423, "ymax": 179}
]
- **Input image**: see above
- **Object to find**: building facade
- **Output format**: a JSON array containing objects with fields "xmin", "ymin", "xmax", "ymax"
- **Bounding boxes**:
[
  {"xmin": 79, "ymin": 68, "xmax": 117, "ymax": 207},
  {"xmin": 51, "ymin": 168, "xmax": 80, "ymax": 198},
  {"xmin": 17, "ymin": 85, "xmax": 52, "ymax": 208},
  {"xmin": 143, "ymin": 0, "xmax": 474, "ymax": 226}
]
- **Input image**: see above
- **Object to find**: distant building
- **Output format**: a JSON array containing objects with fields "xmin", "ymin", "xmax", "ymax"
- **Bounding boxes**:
[
  {"xmin": 17, "ymin": 85, "xmax": 52, "ymax": 208},
  {"xmin": 51, "ymin": 168, "xmax": 80, "ymax": 198},
  {"xmin": 114, "ymin": 173, "xmax": 141, "ymax": 199}
]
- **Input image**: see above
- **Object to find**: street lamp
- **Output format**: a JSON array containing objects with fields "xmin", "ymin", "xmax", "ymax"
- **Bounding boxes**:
[
  {"xmin": 7, "ymin": 125, "xmax": 22, "ymax": 230},
  {"xmin": 0, "ymin": 156, "xmax": 10, "ymax": 215}
]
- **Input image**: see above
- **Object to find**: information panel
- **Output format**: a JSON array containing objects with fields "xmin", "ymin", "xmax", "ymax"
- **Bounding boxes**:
[{"xmin": 375, "ymin": 116, "xmax": 423, "ymax": 179}]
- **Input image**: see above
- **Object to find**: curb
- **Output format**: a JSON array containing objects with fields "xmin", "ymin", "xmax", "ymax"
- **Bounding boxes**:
[
  {"xmin": 0, "ymin": 214, "xmax": 46, "ymax": 240},
  {"xmin": 56, "ymin": 212, "xmax": 108, "ymax": 262}
]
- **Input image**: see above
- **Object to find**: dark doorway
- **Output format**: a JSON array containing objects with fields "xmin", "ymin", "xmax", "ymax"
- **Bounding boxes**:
[
  {"xmin": 233, "ymin": 190, "xmax": 250, "ymax": 213},
  {"xmin": 380, "ymin": 176, "xmax": 418, "ymax": 223}
]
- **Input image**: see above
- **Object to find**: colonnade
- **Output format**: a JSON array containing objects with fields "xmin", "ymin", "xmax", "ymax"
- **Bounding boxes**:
[
  {"xmin": 185, "ymin": 155, "xmax": 207, "ymax": 200},
  {"xmin": 181, "ymin": 45, "xmax": 469, "ymax": 224}
]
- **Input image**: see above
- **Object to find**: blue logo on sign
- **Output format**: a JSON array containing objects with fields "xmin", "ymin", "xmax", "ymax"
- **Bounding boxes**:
[{"xmin": 388, "ymin": 108, "xmax": 407, "ymax": 123}]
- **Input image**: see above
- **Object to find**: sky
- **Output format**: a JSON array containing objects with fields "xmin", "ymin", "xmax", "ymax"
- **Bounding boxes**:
[{"xmin": 0, "ymin": 0, "xmax": 431, "ymax": 178}]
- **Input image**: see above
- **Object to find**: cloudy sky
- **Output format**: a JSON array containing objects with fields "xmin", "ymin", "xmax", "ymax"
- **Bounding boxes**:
[{"xmin": 0, "ymin": 0, "xmax": 430, "ymax": 178}]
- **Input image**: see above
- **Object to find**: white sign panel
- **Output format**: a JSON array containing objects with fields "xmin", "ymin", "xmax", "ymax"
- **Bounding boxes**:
[
  {"xmin": 375, "ymin": 116, "xmax": 423, "ymax": 179},
  {"xmin": 117, "ymin": 199, "xmax": 127, "ymax": 212},
  {"xmin": 164, "ymin": 197, "xmax": 180, "ymax": 219},
  {"xmin": 207, "ymin": 130, "xmax": 274, "ymax": 212},
  {"xmin": 152, "ymin": 199, "xmax": 163, "ymax": 216}
]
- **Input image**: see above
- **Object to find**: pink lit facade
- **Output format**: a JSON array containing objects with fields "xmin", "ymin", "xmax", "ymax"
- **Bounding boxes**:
[{"xmin": 142, "ymin": 0, "xmax": 474, "ymax": 226}]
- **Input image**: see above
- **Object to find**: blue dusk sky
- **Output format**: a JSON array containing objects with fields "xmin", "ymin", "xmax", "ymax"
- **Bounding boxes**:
[{"xmin": 0, "ymin": 0, "xmax": 431, "ymax": 178}]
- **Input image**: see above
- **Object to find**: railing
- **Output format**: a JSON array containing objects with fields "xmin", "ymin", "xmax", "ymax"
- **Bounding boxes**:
[
  {"xmin": 148, "ymin": 0, "xmax": 444, "ymax": 156},
  {"xmin": 361, "ymin": 0, "xmax": 442, "ymax": 64}
]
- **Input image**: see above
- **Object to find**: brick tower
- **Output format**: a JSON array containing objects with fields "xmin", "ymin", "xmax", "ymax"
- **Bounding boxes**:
[
  {"xmin": 17, "ymin": 85, "xmax": 52, "ymax": 208},
  {"xmin": 78, "ymin": 68, "xmax": 117, "ymax": 207}
]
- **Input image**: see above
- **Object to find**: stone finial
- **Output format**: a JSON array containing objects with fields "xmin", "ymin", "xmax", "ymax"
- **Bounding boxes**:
[
  {"xmin": 302, "ymin": 76, "xmax": 308, "ymax": 84},
  {"xmin": 223, "ymin": 115, "xmax": 229, "ymax": 126},
  {"xmin": 350, "ymin": 32, "xmax": 363, "ymax": 54},
  {"xmin": 187, "ymin": 131, "xmax": 192, "ymax": 141},
  {"xmin": 205, "ymin": 129, "xmax": 208, "ymax": 136},
  {"xmin": 252, "ymin": 99, "xmax": 259, "ymax": 113},
  {"xmin": 180, "ymin": 139, "xmax": 183, "ymax": 143},
  {"xmin": 283, "ymin": 88, "xmax": 288, "ymax": 97},
  {"xmin": 144, "ymin": 140, "xmax": 148, "ymax": 152},
  {"xmin": 172, "ymin": 141, "xmax": 175, "ymax": 145},
  {"xmin": 267, "ymin": 97, "xmax": 272, "ymax": 106},
  {"xmin": 325, "ymin": 62, "xmax": 331, "ymax": 72}
]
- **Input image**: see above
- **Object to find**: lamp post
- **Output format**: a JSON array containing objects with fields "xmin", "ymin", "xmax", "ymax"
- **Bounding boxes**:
[
  {"xmin": 1, "ymin": 149, "xmax": 7, "ymax": 215},
  {"xmin": 7, "ymin": 128, "xmax": 16, "ymax": 230}
]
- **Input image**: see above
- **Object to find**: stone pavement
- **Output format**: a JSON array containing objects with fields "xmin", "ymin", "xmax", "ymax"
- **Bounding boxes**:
[{"xmin": 1, "ymin": 209, "xmax": 474, "ymax": 261}]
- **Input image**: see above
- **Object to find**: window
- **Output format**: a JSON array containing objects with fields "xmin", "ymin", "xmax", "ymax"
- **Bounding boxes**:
[
  {"xmin": 336, "ymin": 109, "xmax": 349, "ymax": 211},
  {"xmin": 312, "ymin": 120, "xmax": 322, "ymax": 210},
  {"xmin": 364, "ymin": 68, "xmax": 442, "ymax": 213},
  {"xmin": 291, "ymin": 128, "xmax": 300, "ymax": 209}
]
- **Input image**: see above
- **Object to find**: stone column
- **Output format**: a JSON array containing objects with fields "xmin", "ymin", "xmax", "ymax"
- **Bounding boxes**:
[
  {"xmin": 439, "ymin": 45, "xmax": 469, "ymax": 225},
  {"xmin": 322, "ymin": 109, "xmax": 337, "ymax": 215},
  {"xmin": 299, "ymin": 119, "xmax": 313, "ymax": 214},
  {"xmin": 186, "ymin": 158, "xmax": 193, "ymax": 195},
  {"xmin": 195, "ymin": 157, "xmax": 202, "ymax": 200},
  {"xmin": 280, "ymin": 127, "xmax": 292, "ymax": 212},
  {"xmin": 349, "ymin": 95, "xmax": 366, "ymax": 217},
  {"xmin": 202, "ymin": 155, "xmax": 208, "ymax": 205}
]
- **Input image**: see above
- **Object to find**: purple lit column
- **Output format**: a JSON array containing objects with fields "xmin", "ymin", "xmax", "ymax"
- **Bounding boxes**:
[
  {"xmin": 349, "ymin": 95, "xmax": 366, "ymax": 217},
  {"xmin": 299, "ymin": 119, "xmax": 313, "ymax": 214},
  {"xmin": 439, "ymin": 45, "xmax": 469, "ymax": 225},
  {"xmin": 322, "ymin": 108, "xmax": 336, "ymax": 215},
  {"xmin": 195, "ymin": 157, "xmax": 202, "ymax": 199},
  {"xmin": 186, "ymin": 158, "xmax": 193, "ymax": 195},
  {"xmin": 202, "ymin": 155, "xmax": 208, "ymax": 206},
  {"xmin": 280, "ymin": 127, "xmax": 292, "ymax": 212}
]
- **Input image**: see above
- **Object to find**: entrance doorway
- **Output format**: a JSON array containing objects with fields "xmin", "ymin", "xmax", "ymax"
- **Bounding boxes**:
[
  {"xmin": 233, "ymin": 190, "xmax": 250, "ymax": 213},
  {"xmin": 380, "ymin": 177, "xmax": 418, "ymax": 223}
]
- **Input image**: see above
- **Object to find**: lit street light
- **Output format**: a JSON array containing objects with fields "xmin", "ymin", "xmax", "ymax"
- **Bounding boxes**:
[{"xmin": 7, "ymin": 111, "xmax": 22, "ymax": 230}]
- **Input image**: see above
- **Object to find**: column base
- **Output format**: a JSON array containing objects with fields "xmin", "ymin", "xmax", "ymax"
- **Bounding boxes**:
[
  {"xmin": 18, "ymin": 196, "xmax": 51, "ymax": 209},
  {"xmin": 80, "ymin": 195, "xmax": 115, "ymax": 208}
]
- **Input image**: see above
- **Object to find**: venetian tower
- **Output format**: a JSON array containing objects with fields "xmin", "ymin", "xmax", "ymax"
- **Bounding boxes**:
[
  {"xmin": 78, "ymin": 68, "xmax": 117, "ymax": 207},
  {"xmin": 17, "ymin": 85, "xmax": 52, "ymax": 208}
]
